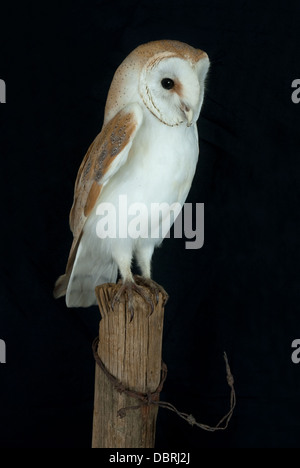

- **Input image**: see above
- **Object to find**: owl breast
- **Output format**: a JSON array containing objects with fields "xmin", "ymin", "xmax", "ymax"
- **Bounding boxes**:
[
  {"xmin": 114, "ymin": 110, "xmax": 199, "ymax": 206},
  {"xmin": 83, "ymin": 110, "xmax": 199, "ymax": 254}
]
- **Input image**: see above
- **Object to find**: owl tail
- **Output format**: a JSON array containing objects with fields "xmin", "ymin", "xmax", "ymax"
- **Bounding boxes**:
[
  {"xmin": 65, "ymin": 260, "xmax": 118, "ymax": 308},
  {"xmin": 53, "ymin": 273, "xmax": 69, "ymax": 299},
  {"xmin": 53, "ymin": 234, "xmax": 118, "ymax": 308},
  {"xmin": 53, "ymin": 233, "xmax": 81, "ymax": 300}
]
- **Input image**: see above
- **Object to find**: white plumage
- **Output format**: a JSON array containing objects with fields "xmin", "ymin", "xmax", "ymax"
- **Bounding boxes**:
[{"xmin": 54, "ymin": 40, "xmax": 209, "ymax": 308}]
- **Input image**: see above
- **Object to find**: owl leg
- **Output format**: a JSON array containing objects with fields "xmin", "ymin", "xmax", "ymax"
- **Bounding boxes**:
[
  {"xmin": 135, "ymin": 243, "xmax": 154, "ymax": 279},
  {"xmin": 135, "ymin": 244, "xmax": 169, "ymax": 308},
  {"xmin": 111, "ymin": 249, "xmax": 154, "ymax": 320}
]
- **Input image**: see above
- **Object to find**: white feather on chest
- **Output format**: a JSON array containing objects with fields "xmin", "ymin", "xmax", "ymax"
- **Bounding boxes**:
[
  {"xmin": 103, "ymin": 111, "xmax": 197, "ymax": 204},
  {"xmin": 83, "ymin": 111, "xmax": 198, "ymax": 246}
]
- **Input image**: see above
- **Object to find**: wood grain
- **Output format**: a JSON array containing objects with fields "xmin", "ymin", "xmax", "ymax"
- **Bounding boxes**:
[{"xmin": 92, "ymin": 282, "xmax": 167, "ymax": 448}]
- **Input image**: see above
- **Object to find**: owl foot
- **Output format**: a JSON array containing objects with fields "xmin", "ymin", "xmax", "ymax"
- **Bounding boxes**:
[
  {"xmin": 134, "ymin": 275, "xmax": 169, "ymax": 310},
  {"xmin": 111, "ymin": 280, "xmax": 154, "ymax": 321}
]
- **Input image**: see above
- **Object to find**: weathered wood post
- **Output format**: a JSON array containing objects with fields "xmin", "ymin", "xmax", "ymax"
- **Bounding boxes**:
[{"xmin": 92, "ymin": 281, "xmax": 168, "ymax": 448}]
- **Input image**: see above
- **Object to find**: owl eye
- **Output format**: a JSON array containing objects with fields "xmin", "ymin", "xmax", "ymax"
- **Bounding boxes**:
[{"xmin": 161, "ymin": 78, "xmax": 175, "ymax": 90}]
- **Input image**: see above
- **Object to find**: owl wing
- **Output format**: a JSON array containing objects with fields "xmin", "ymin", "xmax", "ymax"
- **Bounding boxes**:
[{"xmin": 54, "ymin": 103, "xmax": 143, "ymax": 298}]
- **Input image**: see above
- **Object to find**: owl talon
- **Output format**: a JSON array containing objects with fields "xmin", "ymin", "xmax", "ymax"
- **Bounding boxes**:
[
  {"xmin": 134, "ymin": 275, "xmax": 169, "ymax": 308},
  {"xmin": 111, "ymin": 280, "xmax": 154, "ymax": 319}
]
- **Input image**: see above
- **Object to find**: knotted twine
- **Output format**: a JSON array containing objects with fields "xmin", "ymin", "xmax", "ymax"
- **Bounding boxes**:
[{"xmin": 92, "ymin": 337, "xmax": 236, "ymax": 431}]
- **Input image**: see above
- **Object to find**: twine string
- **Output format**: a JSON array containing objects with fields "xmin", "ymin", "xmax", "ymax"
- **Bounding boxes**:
[{"xmin": 92, "ymin": 338, "xmax": 236, "ymax": 431}]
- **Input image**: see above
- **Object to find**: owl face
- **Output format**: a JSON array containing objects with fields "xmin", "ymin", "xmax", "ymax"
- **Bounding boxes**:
[
  {"xmin": 104, "ymin": 40, "xmax": 209, "ymax": 128},
  {"xmin": 139, "ymin": 54, "xmax": 209, "ymax": 127}
]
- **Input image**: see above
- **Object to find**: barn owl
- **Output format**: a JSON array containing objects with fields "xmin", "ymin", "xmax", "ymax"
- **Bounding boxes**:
[{"xmin": 54, "ymin": 40, "xmax": 209, "ymax": 313}]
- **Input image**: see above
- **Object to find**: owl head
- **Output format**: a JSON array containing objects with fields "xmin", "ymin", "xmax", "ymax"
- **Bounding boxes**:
[{"xmin": 104, "ymin": 40, "xmax": 210, "ymax": 127}]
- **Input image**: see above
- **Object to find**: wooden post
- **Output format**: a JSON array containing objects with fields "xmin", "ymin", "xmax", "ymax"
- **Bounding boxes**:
[{"xmin": 92, "ymin": 282, "xmax": 168, "ymax": 448}]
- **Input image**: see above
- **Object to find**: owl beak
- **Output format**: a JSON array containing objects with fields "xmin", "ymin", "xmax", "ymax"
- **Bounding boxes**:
[{"xmin": 181, "ymin": 104, "xmax": 194, "ymax": 127}]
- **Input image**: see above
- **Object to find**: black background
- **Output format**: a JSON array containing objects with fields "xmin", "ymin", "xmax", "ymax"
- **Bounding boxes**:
[{"xmin": 0, "ymin": 0, "xmax": 300, "ymax": 449}]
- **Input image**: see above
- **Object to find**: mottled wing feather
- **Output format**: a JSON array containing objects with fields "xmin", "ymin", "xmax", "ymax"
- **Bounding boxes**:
[
  {"xmin": 53, "ymin": 103, "xmax": 143, "ymax": 299},
  {"xmin": 84, "ymin": 181, "xmax": 102, "ymax": 218}
]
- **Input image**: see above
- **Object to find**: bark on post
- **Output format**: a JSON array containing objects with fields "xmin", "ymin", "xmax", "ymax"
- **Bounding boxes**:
[{"xmin": 92, "ymin": 282, "xmax": 168, "ymax": 448}]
